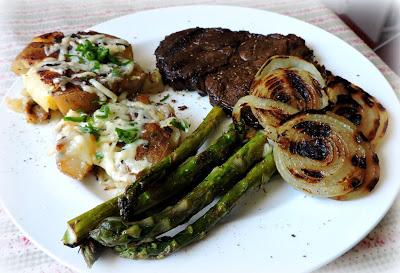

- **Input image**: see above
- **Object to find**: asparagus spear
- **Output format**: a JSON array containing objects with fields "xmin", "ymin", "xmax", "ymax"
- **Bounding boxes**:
[
  {"xmin": 80, "ymin": 239, "xmax": 104, "ymax": 268},
  {"xmin": 119, "ymin": 106, "xmax": 226, "ymax": 221},
  {"xmin": 131, "ymin": 123, "xmax": 244, "ymax": 217},
  {"xmin": 91, "ymin": 132, "xmax": 267, "ymax": 247},
  {"xmin": 63, "ymin": 106, "xmax": 225, "ymax": 247},
  {"xmin": 115, "ymin": 151, "xmax": 276, "ymax": 259},
  {"xmin": 63, "ymin": 196, "xmax": 119, "ymax": 247},
  {"xmin": 88, "ymin": 124, "xmax": 243, "ymax": 247}
]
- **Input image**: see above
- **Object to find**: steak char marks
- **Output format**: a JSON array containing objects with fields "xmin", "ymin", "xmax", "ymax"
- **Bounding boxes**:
[{"xmin": 155, "ymin": 27, "xmax": 314, "ymax": 113}]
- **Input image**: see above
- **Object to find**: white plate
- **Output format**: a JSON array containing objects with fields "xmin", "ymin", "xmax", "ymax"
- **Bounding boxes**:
[{"xmin": 1, "ymin": 5, "xmax": 399, "ymax": 273}]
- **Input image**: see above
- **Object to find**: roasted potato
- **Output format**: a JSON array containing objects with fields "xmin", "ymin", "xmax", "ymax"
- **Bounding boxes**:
[
  {"xmin": 12, "ymin": 31, "xmax": 153, "ymax": 115},
  {"xmin": 12, "ymin": 31, "xmax": 64, "ymax": 75}
]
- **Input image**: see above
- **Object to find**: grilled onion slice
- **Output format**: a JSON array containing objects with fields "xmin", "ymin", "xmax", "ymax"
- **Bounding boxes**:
[
  {"xmin": 251, "ymin": 56, "xmax": 328, "ymax": 111},
  {"xmin": 274, "ymin": 112, "xmax": 368, "ymax": 197},
  {"xmin": 327, "ymin": 76, "xmax": 388, "ymax": 146},
  {"xmin": 244, "ymin": 56, "xmax": 329, "ymax": 139},
  {"xmin": 334, "ymin": 141, "xmax": 380, "ymax": 200},
  {"xmin": 254, "ymin": 55, "xmax": 326, "ymax": 87},
  {"xmin": 232, "ymin": 95, "xmax": 299, "ymax": 139},
  {"xmin": 252, "ymin": 67, "xmax": 329, "ymax": 111}
]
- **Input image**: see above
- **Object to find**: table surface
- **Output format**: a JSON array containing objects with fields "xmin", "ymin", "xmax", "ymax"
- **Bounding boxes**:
[{"xmin": 0, "ymin": 0, "xmax": 399, "ymax": 272}]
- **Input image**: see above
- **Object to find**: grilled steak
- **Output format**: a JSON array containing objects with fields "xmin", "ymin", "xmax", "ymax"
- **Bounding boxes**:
[{"xmin": 155, "ymin": 27, "xmax": 314, "ymax": 112}]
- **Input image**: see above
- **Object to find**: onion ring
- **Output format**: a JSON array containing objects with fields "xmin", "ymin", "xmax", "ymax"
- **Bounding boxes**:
[{"xmin": 273, "ymin": 112, "xmax": 368, "ymax": 197}]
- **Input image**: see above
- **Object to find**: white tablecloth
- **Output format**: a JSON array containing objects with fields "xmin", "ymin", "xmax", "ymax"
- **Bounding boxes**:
[{"xmin": 0, "ymin": 1, "xmax": 399, "ymax": 272}]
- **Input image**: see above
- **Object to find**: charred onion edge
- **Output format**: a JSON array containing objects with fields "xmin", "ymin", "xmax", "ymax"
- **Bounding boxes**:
[
  {"xmin": 273, "ymin": 112, "xmax": 369, "ymax": 197},
  {"xmin": 253, "ymin": 55, "xmax": 326, "ymax": 88}
]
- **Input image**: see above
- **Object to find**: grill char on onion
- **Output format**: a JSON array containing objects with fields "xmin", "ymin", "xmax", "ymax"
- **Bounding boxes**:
[
  {"xmin": 232, "ymin": 56, "xmax": 387, "ymax": 200},
  {"xmin": 274, "ymin": 113, "xmax": 369, "ymax": 197},
  {"xmin": 234, "ymin": 56, "xmax": 329, "ymax": 140},
  {"xmin": 327, "ymin": 76, "xmax": 388, "ymax": 147}
]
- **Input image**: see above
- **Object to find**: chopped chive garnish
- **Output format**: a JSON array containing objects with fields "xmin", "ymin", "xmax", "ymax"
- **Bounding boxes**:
[
  {"xmin": 120, "ymin": 60, "xmax": 132, "ymax": 66},
  {"xmin": 160, "ymin": 94, "xmax": 170, "ymax": 102},
  {"xmin": 95, "ymin": 152, "xmax": 104, "ymax": 160},
  {"xmin": 112, "ymin": 67, "xmax": 122, "ymax": 77},
  {"xmin": 96, "ymin": 47, "xmax": 109, "ymax": 63},
  {"xmin": 95, "ymin": 105, "xmax": 110, "ymax": 119},
  {"xmin": 171, "ymin": 118, "xmax": 190, "ymax": 132},
  {"xmin": 85, "ymin": 51, "xmax": 96, "ymax": 61},
  {"xmin": 80, "ymin": 123, "xmax": 100, "ymax": 139},
  {"xmin": 92, "ymin": 99, "xmax": 107, "ymax": 105},
  {"xmin": 63, "ymin": 114, "xmax": 87, "ymax": 122},
  {"xmin": 92, "ymin": 60, "xmax": 100, "ymax": 71},
  {"xmin": 115, "ymin": 127, "xmax": 139, "ymax": 144}
]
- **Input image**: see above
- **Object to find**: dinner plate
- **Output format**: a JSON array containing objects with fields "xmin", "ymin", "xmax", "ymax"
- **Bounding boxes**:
[{"xmin": 1, "ymin": 5, "xmax": 399, "ymax": 273}]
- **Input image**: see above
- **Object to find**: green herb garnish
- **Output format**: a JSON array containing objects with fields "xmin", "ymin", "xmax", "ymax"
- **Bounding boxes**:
[
  {"xmin": 95, "ymin": 152, "xmax": 104, "ymax": 160},
  {"xmin": 80, "ymin": 123, "xmax": 100, "ymax": 139},
  {"xmin": 108, "ymin": 54, "xmax": 121, "ymax": 65},
  {"xmin": 96, "ymin": 47, "xmax": 109, "ymax": 63},
  {"xmin": 76, "ymin": 40, "xmax": 95, "ymax": 53},
  {"xmin": 92, "ymin": 60, "xmax": 100, "ymax": 71},
  {"xmin": 112, "ymin": 67, "xmax": 122, "ymax": 77},
  {"xmin": 115, "ymin": 127, "xmax": 139, "ymax": 144},
  {"xmin": 95, "ymin": 105, "xmax": 110, "ymax": 119},
  {"xmin": 64, "ymin": 54, "xmax": 85, "ymax": 63},
  {"xmin": 120, "ymin": 60, "xmax": 132, "ymax": 66},
  {"xmin": 84, "ymin": 51, "xmax": 96, "ymax": 61},
  {"xmin": 92, "ymin": 99, "xmax": 107, "ymax": 105},
  {"xmin": 160, "ymin": 94, "xmax": 170, "ymax": 102},
  {"xmin": 63, "ymin": 114, "xmax": 88, "ymax": 122},
  {"xmin": 171, "ymin": 118, "xmax": 190, "ymax": 132}
]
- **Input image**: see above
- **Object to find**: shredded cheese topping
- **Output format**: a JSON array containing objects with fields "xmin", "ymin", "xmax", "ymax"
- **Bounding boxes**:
[
  {"xmin": 39, "ymin": 33, "xmax": 134, "ymax": 101},
  {"xmin": 55, "ymin": 99, "xmax": 187, "ymax": 189}
]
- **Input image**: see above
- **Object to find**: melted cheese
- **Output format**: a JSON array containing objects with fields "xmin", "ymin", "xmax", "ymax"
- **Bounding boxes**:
[
  {"xmin": 56, "ymin": 99, "xmax": 184, "ymax": 188},
  {"xmin": 25, "ymin": 32, "xmax": 134, "ymax": 111}
]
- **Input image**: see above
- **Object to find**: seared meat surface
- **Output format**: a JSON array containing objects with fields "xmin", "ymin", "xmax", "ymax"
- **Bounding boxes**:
[{"xmin": 155, "ymin": 28, "xmax": 314, "ymax": 112}]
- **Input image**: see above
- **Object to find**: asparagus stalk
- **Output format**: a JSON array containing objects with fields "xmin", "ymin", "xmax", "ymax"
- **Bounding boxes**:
[
  {"xmin": 63, "ymin": 196, "xmax": 119, "ymax": 247},
  {"xmin": 132, "ymin": 123, "xmax": 244, "ymax": 217},
  {"xmin": 63, "ymin": 107, "xmax": 227, "ymax": 247},
  {"xmin": 88, "ymin": 124, "xmax": 243, "ymax": 247},
  {"xmin": 91, "ymin": 132, "xmax": 267, "ymax": 247},
  {"xmin": 80, "ymin": 239, "xmax": 104, "ymax": 268},
  {"xmin": 115, "ymin": 151, "xmax": 276, "ymax": 259},
  {"xmin": 119, "ymin": 106, "xmax": 226, "ymax": 221}
]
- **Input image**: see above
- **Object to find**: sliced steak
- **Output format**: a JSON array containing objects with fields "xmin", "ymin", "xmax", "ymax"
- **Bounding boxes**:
[
  {"xmin": 155, "ymin": 28, "xmax": 314, "ymax": 112},
  {"xmin": 155, "ymin": 28, "xmax": 250, "ymax": 93}
]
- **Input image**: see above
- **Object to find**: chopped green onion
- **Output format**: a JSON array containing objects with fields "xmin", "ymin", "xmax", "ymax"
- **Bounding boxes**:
[
  {"xmin": 160, "ymin": 94, "xmax": 170, "ymax": 102},
  {"xmin": 171, "ymin": 118, "xmax": 190, "ymax": 132},
  {"xmin": 84, "ymin": 51, "xmax": 96, "ymax": 61},
  {"xmin": 64, "ymin": 54, "xmax": 85, "ymax": 63},
  {"xmin": 92, "ymin": 99, "xmax": 107, "ymax": 105},
  {"xmin": 95, "ymin": 105, "xmax": 110, "ymax": 119},
  {"xmin": 80, "ymin": 123, "xmax": 100, "ymax": 139},
  {"xmin": 96, "ymin": 47, "xmax": 109, "ymax": 63},
  {"xmin": 112, "ymin": 67, "xmax": 122, "ymax": 77},
  {"xmin": 76, "ymin": 44, "xmax": 84, "ymax": 52},
  {"xmin": 115, "ymin": 127, "xmax": 139, "ymax": 144},
  {"xmin": 92, "ymin": 60, "xmax": 100, "ymax": 71},
  {"xmin": 63, "ymin": 114, "xmax": 88, "ymax": 122},
  {"xmin": 108, "ymin": 55, "xmax": 121, "ymax": 65},
  {"xmin": 95, "ymin": 152, "xmax": 104, "ymax": 160},
  {"xmin": 77, "ymin": 40, "xmax": 94, "ymax": 52},
  {"xmin": 120, "ymin": 60, "xmax": 132, "ymax": 66}
]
